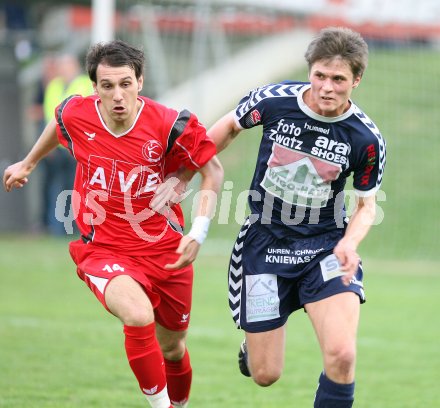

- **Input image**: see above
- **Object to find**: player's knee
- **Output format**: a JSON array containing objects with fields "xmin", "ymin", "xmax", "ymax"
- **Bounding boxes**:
[
  {"xmin": 160, "ymin": 338, "xmax": 186, "ymax": 361},
  {"xmin": 252, "ymin": 367, "xmax": 282, "ymax": 387},
  {"xmin": 119, "ymin": 308, "xmax": 153, "ymax": 326},
  {"xmin": 115, "ymin": 303, "xmax": 154, "ymax": 326},
  {"xmin": 325, "ymin": 344, "xmax": 356, "ymax": 376},
  {"xmin": 105, "ymin": 276, "xmax": 154, "ymax": 326}
]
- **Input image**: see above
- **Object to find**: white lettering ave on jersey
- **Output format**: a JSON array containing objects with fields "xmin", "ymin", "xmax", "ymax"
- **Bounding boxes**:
[{"xmin": 87, "ymin": 155, "xmax": 162, "ymax": 198}]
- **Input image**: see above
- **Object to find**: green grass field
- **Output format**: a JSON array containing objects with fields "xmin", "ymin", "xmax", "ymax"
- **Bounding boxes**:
[
  {"xmin": 0, "ymin": 237, "xmax": 439, "ymax": 407},
  {"xmin": 1, "ymin": 46, "xmax": 440, "ymax": 407}
]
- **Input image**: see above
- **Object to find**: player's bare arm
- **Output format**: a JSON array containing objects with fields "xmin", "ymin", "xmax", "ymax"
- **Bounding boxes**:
[
  {"xmin": 207, "ymin": 110, "xmax": 242, "ymax": 153},
  {"xmin": 334, "ymin": 194, "xmax": 377, "ymax": 285},
  {"xmin": 3, "ymin": 119, "xmax": 59, "ymax": 192},
  {"xmin": 165, "ymin": 155, "xmax": 223, "ymax": 270}
]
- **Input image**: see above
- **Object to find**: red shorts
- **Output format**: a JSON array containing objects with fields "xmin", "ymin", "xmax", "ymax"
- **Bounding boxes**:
[{"xmin": 69, "ymin": 239, "xmax": 193, "ymax": 331}]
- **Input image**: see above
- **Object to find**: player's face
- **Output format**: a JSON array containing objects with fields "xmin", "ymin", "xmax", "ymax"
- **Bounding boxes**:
[
  {"xmin": 306, "ymin": 57, "xmax": 361, "ymax": 117},
  {"xmin": 93, "ymin": 64, "xmax": 143, "ymax": 131}
]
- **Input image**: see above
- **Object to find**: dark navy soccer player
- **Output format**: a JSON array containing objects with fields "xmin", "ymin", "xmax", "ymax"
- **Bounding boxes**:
[{"xmin": 208, "ymin": 27, "xmax": 386, "ymax": 407}]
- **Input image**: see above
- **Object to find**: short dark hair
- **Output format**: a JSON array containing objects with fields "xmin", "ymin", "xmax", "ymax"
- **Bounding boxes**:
[
  {"xmin": 304, "ymin": 27, "xmax": 368, "ymax": 78},
  {"xmin": 85, "ymin": 39, "xmax": 145, "ymax": 83}
]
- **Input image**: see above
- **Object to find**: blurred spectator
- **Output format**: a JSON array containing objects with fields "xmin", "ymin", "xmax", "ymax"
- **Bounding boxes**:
[
  {"xmin": 28, "ymin": 54, "xmax": 58, "ymax": 134},
  {"xmin": 41, "ymin": 53, "xmax": 92, "ymax": 236},
  {"xmin": 1, "ymin": 3, "xmax": 28, "ymax": 30},
  {"xmin": 27, "ymin": 54, "xmax": 58, "ymax": 232}
]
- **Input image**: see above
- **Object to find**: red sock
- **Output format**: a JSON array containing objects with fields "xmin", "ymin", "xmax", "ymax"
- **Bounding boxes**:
[
  {"xmin": 165, "ymin": 348, "xmax": 192, "ymax": 406},
  {"xmin": 123, "ymin": 323, "xmax": 167, "ymax": 396}
]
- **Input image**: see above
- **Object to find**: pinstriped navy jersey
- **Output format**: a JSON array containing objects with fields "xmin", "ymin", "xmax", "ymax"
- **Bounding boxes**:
[{"xmin": 234, "ymin": 80, "xmax": 386, "ymax": 238}]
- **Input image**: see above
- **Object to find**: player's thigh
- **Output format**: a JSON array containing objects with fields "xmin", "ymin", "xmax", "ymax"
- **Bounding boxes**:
[
  {"xmin": 105, "ymin": 275, "xmax": 155, "ymax": 326},
  {"xmin": 298, "ymin": 249, "xmax": 365, "ymax": 354},
  {"xmin": 305, "ymin": 292, "xmax": 360, "ymax": 355},
  {"xmin": 70, "ymin": 241, "xmax": 156, "ymax": 325},
  {"xmin": 246, "ymin": 325, "xmax": 286, "ymax": 370}
]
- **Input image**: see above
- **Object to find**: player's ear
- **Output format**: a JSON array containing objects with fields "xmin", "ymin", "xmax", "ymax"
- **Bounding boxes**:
[
  {"xmin": 352, "ymin": 76, "xmax": 361, "ymax": 89},
  {"xmin": 92, "ymin": 82, "xmax": 98, "ymax": 94},
  {"xmin": 137, "ymin": 75, "xmax": 144, "ymax": 93}
]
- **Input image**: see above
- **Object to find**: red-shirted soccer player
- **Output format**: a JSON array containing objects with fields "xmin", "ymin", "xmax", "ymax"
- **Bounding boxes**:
[{"xmin": 3, "ymin": 40, "xmax": 223, "ymax": 408}]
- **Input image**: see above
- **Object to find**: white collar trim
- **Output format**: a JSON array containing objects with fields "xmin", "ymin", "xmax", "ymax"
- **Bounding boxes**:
[
  {"xmin": 94, "ymin": 97, "xmax": 145, "ymax": 138},
  {"xmin": 298, "ymin": 84, "xmax": 354, "ymax": 123}
]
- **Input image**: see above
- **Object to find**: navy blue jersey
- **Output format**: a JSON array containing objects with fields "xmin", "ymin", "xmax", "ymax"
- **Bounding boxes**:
[{"xmin": 234, "ymin": 80, "xmax": 386, "ymax": 239}]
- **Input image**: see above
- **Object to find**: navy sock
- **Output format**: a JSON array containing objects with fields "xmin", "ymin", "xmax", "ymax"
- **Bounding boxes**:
[{"xmin": 314, "ymin": 372, "xmax": 355, "ymax": 408}]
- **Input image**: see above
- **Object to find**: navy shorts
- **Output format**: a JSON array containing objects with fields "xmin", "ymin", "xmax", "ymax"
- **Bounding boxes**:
[{"xmin": 228, "ymin": 219, "xmax": 365, "ymax": 333}]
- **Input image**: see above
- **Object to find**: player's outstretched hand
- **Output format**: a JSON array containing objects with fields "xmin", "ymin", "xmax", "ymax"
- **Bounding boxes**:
[
  {"xmin": 3, "ymin": 161, "xmax": 33, "ymax": 192},
  {"xmin": 165, "ymin": 235, "xmax": 200, "ymax": 270},
  {"xmin": 333, "ymin": 239, "xmax": 360, "ymax": 286},
  {"xmin": 151, "ymin": 167, "xmax": 194, "ymax": 215},
  {"xmin": 150, "ymin": 176, "xmax": 181, "ymax": 214}
]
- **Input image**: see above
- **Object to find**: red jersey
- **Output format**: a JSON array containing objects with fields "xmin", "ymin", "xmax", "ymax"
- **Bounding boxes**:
[{"xmin": 55, "ymin": 95, "xmax": 216, "ymax": 255}]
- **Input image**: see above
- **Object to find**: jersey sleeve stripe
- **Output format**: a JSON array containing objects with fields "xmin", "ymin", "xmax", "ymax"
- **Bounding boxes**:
[
  {"xmin": 353, "ymin": 106, "xmax": 387, "ymax": 189},
  {"xmin": 166, "ymin": 109, "xmax": 191, "ymax": 154},
  {"xmin": 175, "ymin": 140, "xmax": 200, "ymax": 168},
  {"xmin": 56, "ymin": 95, "xmax": 77, "ymax": 159},
  {"xmin": 236, "ymin": 84, "xmax": 302, "ymax": 120}
]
